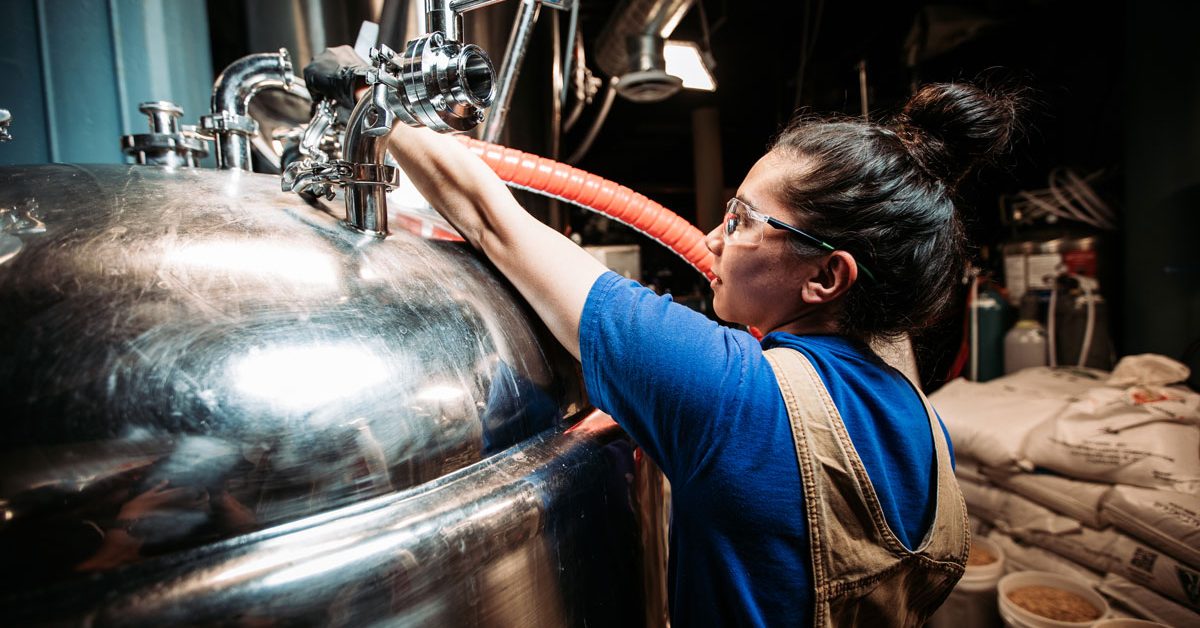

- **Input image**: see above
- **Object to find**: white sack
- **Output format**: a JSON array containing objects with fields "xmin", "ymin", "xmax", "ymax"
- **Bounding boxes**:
[
  {"xmin": 987, "ymin": 530, "xmax": 1101, "ymax": 584},
  {"xmin": 1101, "ymin": 485, "xmax": 1200, "ymax": 570},
  {"xmin": 957, "ymin": 475, "xmax": 1082, "ymax": 535},
  {"xmin": 954, "ymin": 456, "xmax": 989, "ymax": 485},
  {"xmin": 1016, "ymin": 524, "xmax": 1200, "ymax": 610},
  {"xmin": 932, "ymin": 378, "xmax": 1067, "ymax": 469},
  {"xmin": 1108, "ymin": 354, "xmax": 1191, "ymax": 387},
  {"xmin": 993, "ymin": 366, "xmax": 1111, "ymax": 399},
  {"xmin": 1098, "ymin": 573, "xmax": 1200, "ymax": 628},
  {"xmin": 1022, "ymin": 386, "xmax": 1200, "ymax": 495},
  {"xmin": 968, "ymin": 514, "xmax": 992, "ymax": 536},
  {"xmin": 982, "ymin": 467, "xmax": 1111, "ymax": 529}
]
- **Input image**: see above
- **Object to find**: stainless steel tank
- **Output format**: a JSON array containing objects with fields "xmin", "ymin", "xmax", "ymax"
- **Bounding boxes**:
[{"xmin": 0, "ymin": 164, "xmax": 668, "ymax": 626}]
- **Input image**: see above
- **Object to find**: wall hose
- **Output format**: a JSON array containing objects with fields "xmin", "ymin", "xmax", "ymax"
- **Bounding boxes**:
[{"xmin": 456, "ymin": 136, "xmax": 715, "ymax": 281}]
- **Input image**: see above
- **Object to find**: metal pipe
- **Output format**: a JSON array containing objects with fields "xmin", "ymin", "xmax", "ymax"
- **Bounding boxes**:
[
  {"xmin": 565, "ymin": 78, "xmax": 616, "ymax": 165},
  {"xmin": 425, "ymin": 0, "xmax": 461, "ymax": 41},
  {"xmin": 548, "ymin": 9, "xmax": 563, "ymax": 230},
  {"xmin": 481, "ymin": 0, "xmax": 541, "ymax": 143},
  {"xmin": 550, "ymin": 10, "xmax": 562, "ymax": 159},
  {"xmin": 857, "ymin": 59, "xmax": 869, "ymax": 121},
  {"xmin": 342, "ymin": 86, "xmax": 394, "ymax": 235},
  {"xmin": 205, "ymin": 49, "xmax": 294, "ymax": 171},
  {"xmin": 691, "ymin": 106, "xmax": 723, "ymax": 231},
  {"xmin": 451, "ymin": 0, "xmax": 509, "ymax": 12},
  {"xmin": 559, "ymin": 0, "xmax": 579, "ymax": 113},
  {"xmin": 563, "ymin": 30, "xmax": 588, "ymax": 131}
]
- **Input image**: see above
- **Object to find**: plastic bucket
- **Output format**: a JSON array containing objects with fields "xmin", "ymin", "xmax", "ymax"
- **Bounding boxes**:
[
  {"xmin": 928, "ymin": 536, "xmax": 1007, "ymax": 628},
  {"xmin": 997, "ymin": 571, "xmax": 1109, "ymax": 628}
]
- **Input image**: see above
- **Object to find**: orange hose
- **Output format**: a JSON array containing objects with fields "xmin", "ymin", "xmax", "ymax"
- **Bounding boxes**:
[{"xmin": 457, "ymin": 136, "xmax": 715, "ymax": 280}]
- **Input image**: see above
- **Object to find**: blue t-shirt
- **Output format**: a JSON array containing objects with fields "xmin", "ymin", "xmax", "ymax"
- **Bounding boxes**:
[{"xmin": 579, "ymin": 272, "xmax": 950, "ymax": 627}]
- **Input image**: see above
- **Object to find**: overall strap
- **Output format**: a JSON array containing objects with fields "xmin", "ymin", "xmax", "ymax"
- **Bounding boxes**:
[
  {"xmin": 908, "ymin": 384, "xmax": 971, "ymax": 558},
  {"xmin": 764, "ymin": 347, "xmax": 967, "ymax": 627}
]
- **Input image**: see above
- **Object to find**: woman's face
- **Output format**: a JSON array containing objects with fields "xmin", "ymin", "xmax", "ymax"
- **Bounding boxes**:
[{"xmin": 705, "ymin": 152, "xmax": 819, "ymax": 333}]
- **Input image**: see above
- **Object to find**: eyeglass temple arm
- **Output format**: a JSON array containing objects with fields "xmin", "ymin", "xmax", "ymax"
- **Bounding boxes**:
[{"xmin": 763, "ymin": 215, "xmax": 877, "ymax": 282}]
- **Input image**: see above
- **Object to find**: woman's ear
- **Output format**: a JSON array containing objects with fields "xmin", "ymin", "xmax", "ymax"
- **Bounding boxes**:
[{"xmin": 800, "ymin": 250, "xmax": 859, "ymax": 304}]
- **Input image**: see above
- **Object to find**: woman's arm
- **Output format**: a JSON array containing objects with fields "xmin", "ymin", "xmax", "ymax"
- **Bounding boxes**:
[{"xmin": 386, "ymin": 124, "xmax": 608, "ymax": 359}]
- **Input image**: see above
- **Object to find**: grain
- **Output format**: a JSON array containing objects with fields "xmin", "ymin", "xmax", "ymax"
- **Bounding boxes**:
[
  {"xmin": 966, "ymin": 541, "xmax": 997, "ymax": 566},
  {"xmin": 1007, "ymin": 585, "xmax": 1101, "ymax": 622}
]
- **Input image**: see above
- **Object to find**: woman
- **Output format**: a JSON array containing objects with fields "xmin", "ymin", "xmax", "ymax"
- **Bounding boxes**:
[{"xmin": 308, "ymin": 53, "xmax": 1018, "ymax": 626}]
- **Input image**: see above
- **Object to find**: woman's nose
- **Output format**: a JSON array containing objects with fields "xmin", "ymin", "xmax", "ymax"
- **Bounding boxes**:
[{"xmin": 705, "ymin": 224, "xmax": 724, "ymax": 255}]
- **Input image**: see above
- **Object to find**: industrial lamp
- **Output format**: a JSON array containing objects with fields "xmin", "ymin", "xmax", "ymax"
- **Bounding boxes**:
[{"xmin": 664, "ymin": 40, "xmax": 716, "ymax": 92}]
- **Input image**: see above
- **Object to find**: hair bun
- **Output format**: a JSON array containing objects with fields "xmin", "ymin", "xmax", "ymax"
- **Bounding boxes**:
[{"xmin": 895, "ymin": 82, "xmax": 1022, "ymax": 188}]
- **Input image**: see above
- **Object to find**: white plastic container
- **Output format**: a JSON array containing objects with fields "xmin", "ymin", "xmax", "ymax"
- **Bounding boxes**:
[
  {"xmin": 997, "ymin": 571, "xmax": 1109, "ymax": 628},
  {"xmin": 1004, "ymin": 320, "xmax": 1049, "ymax": 374},
  {"xmin": 1090, "ymin": 621, "xmax": 1168, "ymax": 628},
  {"xmin": 928, "ymin": 536, "xmax": 1007, "ymax": 628}
]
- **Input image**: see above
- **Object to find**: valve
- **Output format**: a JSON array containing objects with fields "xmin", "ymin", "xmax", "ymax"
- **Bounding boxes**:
[
  {"xmin": 285, "ymin": 32, "xmax": 497, "ymax": 236},
  {"xmin": 371, "ymin": 34, "xmax": 496, "ymax": 133}
]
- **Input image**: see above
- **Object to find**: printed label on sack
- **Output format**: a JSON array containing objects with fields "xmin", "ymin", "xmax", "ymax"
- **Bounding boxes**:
[
  {"xmin": 1157, "ymin": 499, "xmax": 1200, "ymax": 528},
  {"xmin": 1130, "ymin": 547, "xmax": 1159, "ymax": 573},
  {"xmin": 1048, "ymin": 438, "xmax": 1176, "ymax": 467}
]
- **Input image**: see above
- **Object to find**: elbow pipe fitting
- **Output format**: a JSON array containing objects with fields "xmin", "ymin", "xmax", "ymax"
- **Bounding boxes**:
[
  {"xmin": 456, "ymin": 136, "xmax": 714, "ymax": 280},
  {"xmin": 331, "ymin": 37, "xmax": 495, "ymax": 236},
  {"xmin": 203, "ymin": 48, "xmax": 296, "ymax": 171},
  {"xmin": 211, "ymin": 48, "xmax": 294, "ymax": 116}
]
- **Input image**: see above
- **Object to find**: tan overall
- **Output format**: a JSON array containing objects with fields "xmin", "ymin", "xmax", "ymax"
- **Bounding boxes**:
[{"xmin": 763, "ymin": 348, "xmax": 970, "ymax": 628}]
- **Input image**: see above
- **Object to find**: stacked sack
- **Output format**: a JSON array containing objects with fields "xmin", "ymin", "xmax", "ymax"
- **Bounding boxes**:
[{"xmin": 932, "ymin": 355, "xmax": 1200, "ymax": 627}]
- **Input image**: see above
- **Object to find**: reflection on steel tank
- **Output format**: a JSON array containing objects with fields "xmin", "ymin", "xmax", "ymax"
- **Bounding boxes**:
[{"xmin": 0, "ymin": 164, "xmax": 669, "ymax": 626}]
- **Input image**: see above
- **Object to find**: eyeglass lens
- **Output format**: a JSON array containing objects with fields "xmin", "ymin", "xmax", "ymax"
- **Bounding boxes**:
[{"xmin": 723, "ymin": 200, "xmax": 761, "ymax": 244}]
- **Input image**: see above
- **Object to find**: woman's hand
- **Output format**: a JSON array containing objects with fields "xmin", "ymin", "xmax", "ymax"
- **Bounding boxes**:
[{"xmin": 386, "ymin": 125, "xmax": 608, "ymax": 359}]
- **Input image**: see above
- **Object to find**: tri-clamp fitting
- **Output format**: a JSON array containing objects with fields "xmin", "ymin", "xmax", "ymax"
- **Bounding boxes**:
[
  {"xmin": 120, "ymin": 101, "xmax": 209, "ymax": 167},
  {"xmin": 285, "ymin": 34, "xmax": 496, "ymax": 237}
]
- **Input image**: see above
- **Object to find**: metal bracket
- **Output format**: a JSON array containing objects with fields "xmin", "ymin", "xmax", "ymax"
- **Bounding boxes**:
[
  {"xmin": 282, "ymin": 159, "xmax": 399, "ymax": 201},
  {"xmin": 298, "ymin": 100, "xmax": 339, "ymax": 163},
  {"xmin": 200, "ymin": 111, "xmax": 259, "ymax": 137}
]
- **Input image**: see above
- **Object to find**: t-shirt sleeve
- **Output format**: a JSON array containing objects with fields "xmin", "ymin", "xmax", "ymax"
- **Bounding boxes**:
[{"xmin": 579, "ymin": 272, "xmax": 762, "ymax": 483}]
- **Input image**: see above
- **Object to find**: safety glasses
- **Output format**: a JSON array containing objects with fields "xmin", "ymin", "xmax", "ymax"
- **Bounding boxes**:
[{"xmin": 723, "ymin": 197, "xmax": 876, "ymax": 282}]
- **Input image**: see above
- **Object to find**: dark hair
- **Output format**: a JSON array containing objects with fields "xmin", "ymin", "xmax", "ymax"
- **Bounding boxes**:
[{"xmin": 768, "ymin": 82, "xmax": 1022, "ymax": 340}]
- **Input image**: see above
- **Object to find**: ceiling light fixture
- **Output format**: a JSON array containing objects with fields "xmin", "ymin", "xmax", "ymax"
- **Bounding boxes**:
[{"xmin": 664, "ymin": 40, "xmax": 716, "ymax": 92}]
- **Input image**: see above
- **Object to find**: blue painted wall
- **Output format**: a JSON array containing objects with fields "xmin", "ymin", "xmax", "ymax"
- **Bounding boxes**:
[{"xmin": 0, "ymin": 0, "xmax": 213, "ymax": 166}]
